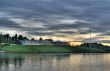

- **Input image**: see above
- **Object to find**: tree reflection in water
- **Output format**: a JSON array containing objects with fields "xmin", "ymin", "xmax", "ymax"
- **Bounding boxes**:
[
  {"xmin": 0, "ymin": 53, "xmax": 109, "ymax": 71},
  {"xmin": 0, "ymin": 53, "xmax": 71, "ymax": 71},
  {"xmin": 0, "ymin": 53, "xmax": 24, "ymax": 71}
]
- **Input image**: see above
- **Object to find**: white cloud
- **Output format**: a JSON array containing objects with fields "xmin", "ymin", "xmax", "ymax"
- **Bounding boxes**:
[
  {"xmin": 9, "ymin": 18, "xmax": 45, "ymax": 28},
  {"xmin": 9, "ymin": 18, "xmax": 25, "ymax": 24},
  {"xmin": 0, "ymin": 28, "xmax": 25, "ymax": 36},
  {"xmin": 0, "ymin": 12, "xmax": 11, "ymax": 18},
  {"xmin": 58, "ymin": 19, "xmax": 89, "ymax": 24},
  {"xmin": 59, "ymin": 19, "xmax": 77, "ymax": 24}
]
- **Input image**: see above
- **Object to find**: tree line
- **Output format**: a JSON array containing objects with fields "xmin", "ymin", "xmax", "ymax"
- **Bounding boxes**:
[
  {"xmin": 0, "ymin": 33, "xmax": 28, "ymax": 44},
  {"xmin": 80, "ymin": 43, "xmax": 105, "ymax": 48}
]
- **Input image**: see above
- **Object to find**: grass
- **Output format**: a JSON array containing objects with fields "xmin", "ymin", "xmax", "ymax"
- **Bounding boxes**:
[
  {"xmin": 0, "ymin": 45, "xmax": 110, "ymax": 53},
  {"xmin": 0, "ymin": 45, "xmax": 72, "ymax": 53},
  {"xmin": 70, "ymin": 47, "xmax": 108, "ymax": 53}
]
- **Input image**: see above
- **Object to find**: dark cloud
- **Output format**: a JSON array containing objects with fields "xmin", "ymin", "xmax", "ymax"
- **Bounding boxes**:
[
  {"xmin": 44, "ymin": 21, "xmax": 90, "ymax": 30},
  {"xmin": 27, "ymin": 31, "xmax": 54, "ymax": 36},
  {"xmin": 0, "ymin": 0, "xmax": 110, "ymax": 43},
  {"xmin": 56, "ymin": 31, "xmax": 77, "ymax": 35},
  {"xmin": 0, "ymin": 18, "xmax": 22, "ymax": 28}
]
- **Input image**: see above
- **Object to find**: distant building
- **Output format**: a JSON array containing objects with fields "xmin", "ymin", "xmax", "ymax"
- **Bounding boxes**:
[
  {"xmin": 45, "ymin": 39, "xmax": 53, "ymax": 42},
  {"xmin": 20, "ymin": 39, "xmax": 69, "ymax": 46},
  {"xmin": 52, "ymin": 41, "xmax": 69, "ymax": 46},
  {"xmin": 20, "ymin": 40, "xmax": 53, "ymax": 45}
]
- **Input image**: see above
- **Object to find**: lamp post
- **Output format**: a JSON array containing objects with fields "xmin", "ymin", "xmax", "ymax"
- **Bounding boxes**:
[{"xmin": 90, "ymin": 30, "xmax": 92, "ymax": 48}]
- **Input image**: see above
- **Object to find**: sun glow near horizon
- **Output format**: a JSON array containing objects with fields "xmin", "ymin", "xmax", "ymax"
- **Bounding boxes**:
[
  {"xmin": 32, "ymin": 33, "xmax": 110, "ymax": 46},
  {"xmin": 1, "ymin": 29, "xmax": 110, "ymax": 46}
]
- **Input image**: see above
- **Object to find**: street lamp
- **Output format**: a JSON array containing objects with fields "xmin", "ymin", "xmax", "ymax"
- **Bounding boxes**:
[{"xmin": 90, "ymin": 30, "xmax": 92, "ymax": 48}]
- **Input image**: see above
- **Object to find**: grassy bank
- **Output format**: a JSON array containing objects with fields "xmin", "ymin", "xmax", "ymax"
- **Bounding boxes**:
[
  {"xmin": 0, "ymin": 45, "xmax": 110, "ymax": 53},
  {"xmin": 0, "ymin": 45, "xmax": 72, "ymax": 53}
]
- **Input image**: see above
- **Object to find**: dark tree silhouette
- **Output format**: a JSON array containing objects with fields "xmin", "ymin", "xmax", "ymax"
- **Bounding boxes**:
[
  {"xmin": 80, "ymin": 43, "xmax": 104, "ymax": 48},
  {"xmin": 4, "ymin": 34, "xmax": 10, "ymax": 43},
  {"xmin": 0, "ymin": 33, "xmax": 29, "ymax": 44},
  {"xmin": 31, "ymin": 38, "xmax": 35, "ymax": 40},
  {"xmin": 13, "ymin": 34, "xmax": 18, "ymax": 44},
  {"xmin": 39, "ymin": 37, "xmax": 43, "ymax": 41},
  {"xmin": 18, "ymin": 35, "xmax": 24, "ymax": 40},
  {"xmin": 23, "ymin": 37, "xmax": 28, "ymax": 40}
]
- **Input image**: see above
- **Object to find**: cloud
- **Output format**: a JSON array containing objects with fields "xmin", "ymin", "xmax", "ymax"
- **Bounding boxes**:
[
  {"xmin": 0, "ymin": 18, "xmax": 22, "ymax": 28},
  {"xmin": 44, "ymin": 21, "xmax": 90, "ymax": 30},
  {"xmin": 9, "ymin": 18, "xmax": 45, "ymax": 28},
  {"xmin": 0, "ymin": 0, "xmax": 110, "ymax": 43},
  {"xmin": 27, "ymin": 31, "xmax": 54, "ymax": 36}
]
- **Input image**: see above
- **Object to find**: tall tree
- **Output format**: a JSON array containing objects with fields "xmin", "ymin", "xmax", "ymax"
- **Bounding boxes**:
[
  {"xmin": 0, "ymin": 33, "xmax": 29, "ymax": 44},
  {"xmin": 18, "ymin": 35, "xmax": 24, "ymax": 40},
  {"xmin": 13, "ymin": 34, "xmax": 18, "ymax": 44},
  {"xmin": 0, "ymin": 33, "xmax": 2, "ymax": 44},
  {"xmin": 4, "ymin": 34, "xmax": 10, "ymax": 43},
  {"xmin": 23, "ymin": 37, "xmax": 28, "ymax": 40},
  {"xmin": 39, "ymin": 37, "xmax": 43, "ymax": 41}
]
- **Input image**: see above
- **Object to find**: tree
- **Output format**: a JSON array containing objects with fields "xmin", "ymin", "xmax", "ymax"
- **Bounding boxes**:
[
  {"xmin": 11, "ymin": 36, "xmax": 15, "ymax": 44},
  {"xmin": 0, "ymin": 33, "xmax": 29, "ymax": 44},
  {"xmin": 0, "ymin": 33, "xmax": 2, "ymax": 44},
  {"xmin": 4, "ymin": 34, "xmax": 10, "ymax": 43},
  {"xmin": 39, "ymin": 37, "xmax": 43, "ymax": 41},
  {"xmin": 23, "ymin": 37, "xmax": 28, "ymax": 40},
  {"xmin": 13, "ymin": 34, "xmax": 18, "ymax": 44},
  {"xmin": 18, "ymin": 35, "xmax": 24, "ymax": 40},
  {"xmin": 31, "ymin": 38, "xmax": 35, "ymax": 40}
]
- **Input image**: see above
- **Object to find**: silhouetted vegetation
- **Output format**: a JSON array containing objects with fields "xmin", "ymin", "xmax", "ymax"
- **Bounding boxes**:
[
  {"xmin": 0, "ymin": 33, "xmax": 28, "ymax": 44},
  {"xmin": 1, "ymin": 33, "xmax": 110, "ymax": 53},
  {"xmin": 80, "ymin": 43, "xmax": 105, "ymax": 48}
]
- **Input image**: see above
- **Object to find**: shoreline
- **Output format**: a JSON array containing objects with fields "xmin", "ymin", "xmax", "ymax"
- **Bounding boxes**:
[{"xmin": 0, "ymin": 45, "xmax": 110, "ymax": 53}]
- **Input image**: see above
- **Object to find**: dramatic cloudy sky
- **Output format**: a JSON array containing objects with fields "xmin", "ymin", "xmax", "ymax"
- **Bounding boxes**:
[{"xmin": 0, "ymin": 0, "xmax": 110, "ymax": 45}]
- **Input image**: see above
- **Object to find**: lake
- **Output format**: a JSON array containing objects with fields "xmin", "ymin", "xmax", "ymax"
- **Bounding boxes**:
[{"xmin": 0, "ymin": 53, "xmax": 110, "ymax": 71}]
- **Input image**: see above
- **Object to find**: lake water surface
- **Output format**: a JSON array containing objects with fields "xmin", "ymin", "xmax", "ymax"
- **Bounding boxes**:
[{"xmin": 0, "ymin": 53, "xmax": 110, "ymax": 71}]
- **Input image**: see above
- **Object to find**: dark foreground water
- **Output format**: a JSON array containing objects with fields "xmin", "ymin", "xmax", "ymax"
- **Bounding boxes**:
[{"xmin": 0, "ymin": 53, "xmax": 110, "ymax": 71}]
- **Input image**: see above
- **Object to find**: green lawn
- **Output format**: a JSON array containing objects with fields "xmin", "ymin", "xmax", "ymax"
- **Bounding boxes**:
[
  {"xmin": 0, "ymin": 45, "xmax": 110, "ymax": 53},
  {"xmin": 71, "ymin": 47, "xmax": 108, "ymax": 53},
  {"xmin": 0, "ymin": 45, "xmax": 72, "ymax": 53}
]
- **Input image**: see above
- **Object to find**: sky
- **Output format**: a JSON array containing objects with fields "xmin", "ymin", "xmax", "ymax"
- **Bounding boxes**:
[{"xmin": 0, "ymin": 0, "xmax": 110, "ymax": 45}]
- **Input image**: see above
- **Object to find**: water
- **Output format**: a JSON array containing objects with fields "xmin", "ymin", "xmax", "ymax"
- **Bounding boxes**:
[{"xmin": 0, "ymin": 53, "xmax": 110, "ymax": 71}]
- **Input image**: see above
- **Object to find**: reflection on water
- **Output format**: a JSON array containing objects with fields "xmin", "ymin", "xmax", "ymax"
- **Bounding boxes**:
[
  {"xmin": 0, "ymin": 53, "xmax": 24, "ymax": 71},
  {"xmin": 0, "ymin": 53, "xmax": 110, "ymax": 71}
]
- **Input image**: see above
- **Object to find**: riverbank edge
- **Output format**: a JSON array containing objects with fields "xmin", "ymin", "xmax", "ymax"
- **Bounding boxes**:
[{"xmin": 0, "ymin": 45, "xmax": 110, "ymax": 53}]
